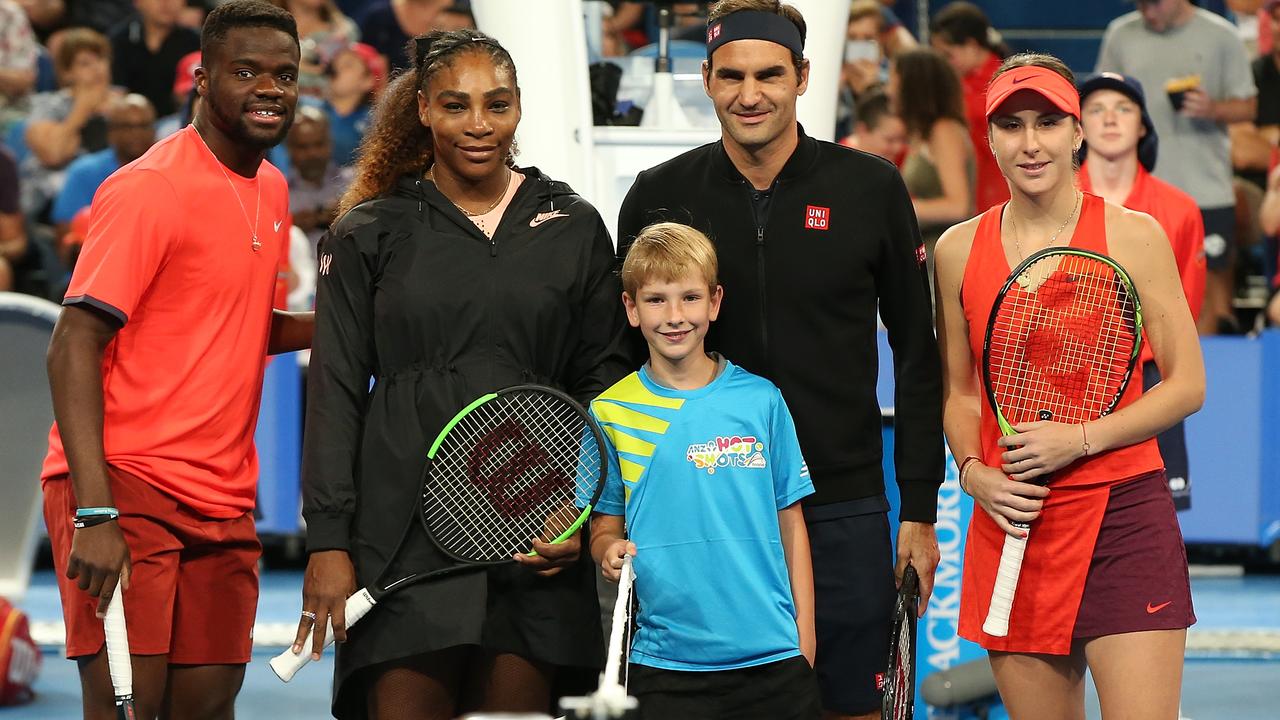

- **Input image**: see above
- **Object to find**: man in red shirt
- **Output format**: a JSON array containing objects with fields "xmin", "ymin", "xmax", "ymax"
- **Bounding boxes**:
[
  {"xmin": 1078, "ymin": 71, "xmax": 1205, "ymax": 511},
  {"xmin": 41, "ymin": 2, "xmax": 312, "ymax": 717}
]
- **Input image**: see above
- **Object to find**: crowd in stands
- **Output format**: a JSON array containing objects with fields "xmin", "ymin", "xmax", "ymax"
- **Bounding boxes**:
[{"xmin": 2, "ymin": 0, "xmax": 1279, "ymax": 332}]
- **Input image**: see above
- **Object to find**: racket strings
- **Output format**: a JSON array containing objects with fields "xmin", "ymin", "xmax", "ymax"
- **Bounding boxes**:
[
  {"xmin": 989, "ymin": 256, "xmax": 1137, "ymax": 424},
  {"xmin": 887, "ymin": 615, "xmax": 913, "ymax": 720},
  {"xmin": 423, "ymin": 390, "xmax": 603, "ymax": 562}
]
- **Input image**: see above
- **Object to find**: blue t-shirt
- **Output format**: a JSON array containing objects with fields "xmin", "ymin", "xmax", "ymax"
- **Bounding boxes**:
[
  {"xmin": 322, "ymin": 100, "xmax": 370, "ymax": 167},
  {"xmin": 590, "ymin": 359, "xmax": 813, "ymax": 671},
  {"xmin": 50, "ymin": 148, "xmax": 119, "ymax": 224}
]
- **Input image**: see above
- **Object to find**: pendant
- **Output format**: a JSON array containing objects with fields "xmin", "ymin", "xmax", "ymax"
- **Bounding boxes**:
[
  {"xmin": 1016, "ymin": 272, "xmax": 1031, "ymax": 289},
  {"xmin": 251, "ymin": 235, "xmax": 261, "ymax": 253}
]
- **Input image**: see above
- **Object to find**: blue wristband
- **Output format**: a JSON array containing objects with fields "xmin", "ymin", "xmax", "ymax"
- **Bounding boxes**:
[{"xmin": 74, "ymin": 506, "xmax": 120, "ymax": 519}]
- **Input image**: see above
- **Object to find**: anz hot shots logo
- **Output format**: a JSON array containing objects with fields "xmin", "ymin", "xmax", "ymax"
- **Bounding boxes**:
[{"xmin": 686, "ymin": 435, "xmax": 767, "ymax": 474}]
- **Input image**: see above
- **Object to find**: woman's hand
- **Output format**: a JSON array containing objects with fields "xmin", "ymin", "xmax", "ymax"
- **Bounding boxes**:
[
  {"xmin": 293, "ymin": 550, "xmax": 357, "ymax": 661},
  {"xmin": 964, "ymin": 462, "xmax": 1050, "ymax": 538},
  {"xmin": 997, "ymin": 421, "xmax": 1087, "ymax": 481},
  {"xmin": 513, "ymin": 529, "xmax": 583, "ymax": 578},
  {"xmin": 597, "ymin": 539, "xmax": 636, "ymax": 583}
]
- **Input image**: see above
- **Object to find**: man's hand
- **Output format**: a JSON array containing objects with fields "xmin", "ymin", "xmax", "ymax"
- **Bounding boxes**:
[
  {"xmin": 66, "ymin": 520, "xmax": 131, "ymax": 619},
  {"xmin": 895, "ymin": 521, "xmax": 939, "ymax": 618},
  {"xmin": 1180, "ymin": 88, "xmax": 1214, "ymax": 120},
  {"xmin": 1268, "ymin": 290, "xmax": 1280, "ymax": 326}
]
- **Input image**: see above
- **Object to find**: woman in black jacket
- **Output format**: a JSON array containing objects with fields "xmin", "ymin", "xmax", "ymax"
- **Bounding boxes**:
[{"xmin": 293, "ymin": 29, "xmax": 631, "ymax": 720}]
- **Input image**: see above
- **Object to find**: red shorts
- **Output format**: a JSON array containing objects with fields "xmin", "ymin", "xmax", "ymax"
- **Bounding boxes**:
[
  {"xmin": 43, "ymin": 467, "xmax": 260, "ymax": 663},
  {"xmin": 1072, "ymin": 470, "xmax": 1195, "ymax": 639}
]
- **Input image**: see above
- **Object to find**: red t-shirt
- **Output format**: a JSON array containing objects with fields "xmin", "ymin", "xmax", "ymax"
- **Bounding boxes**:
[
  {"xmin": 42, "ymin": 125, "xmax": 291, "ymax": 518},
  {"xmin": 963, "ymin": 52, "xmax": 1009, "ymax": 213},
  {"xmin": 1079, "ymin": 163, "xmax": 1206, "ymax": 365}
]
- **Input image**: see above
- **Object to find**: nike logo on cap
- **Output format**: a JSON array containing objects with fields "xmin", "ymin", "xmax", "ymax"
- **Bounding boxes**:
[
  {"xmin": 1146, "ymin": 601, "xmax": 1172, "ymax": 614},
  {"xmin": 1012, "ymin": 75, "xmax": 1033, "ymax": 84},
  {"xmin": 530, "ymin": 210, "xmax": 568, "ymax": 228}
]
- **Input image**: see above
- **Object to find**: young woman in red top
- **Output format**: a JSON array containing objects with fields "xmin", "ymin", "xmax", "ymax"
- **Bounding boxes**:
[{"xmin": 933, "ymin": 53, "xmax": 1204, "ymax": 720}]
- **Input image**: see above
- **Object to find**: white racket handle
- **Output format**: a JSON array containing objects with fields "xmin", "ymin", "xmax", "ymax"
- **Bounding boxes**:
[
  {"xmin": 601, "ymin": 555, "xmax": 634, "ymax": 693},
  {"xmin": 269, "ymin": 587, "xmax": 377, "ymax": 682},
  {"xmin": 104, "ymin": 589, "xmax": 133, "ymax": 698},
  {"xmin": 982, "ymin": 530, "xmax": 1029, "ymax": 637}
]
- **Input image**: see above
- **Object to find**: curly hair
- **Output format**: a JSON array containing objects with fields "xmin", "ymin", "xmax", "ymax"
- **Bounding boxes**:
[
  {"xmin": 336, "ymin": 30, "xmax": 519, "ymax": 219},
  {"xmin": 893, "ymin": 47, "xmax": 965, "ymax": 138}
]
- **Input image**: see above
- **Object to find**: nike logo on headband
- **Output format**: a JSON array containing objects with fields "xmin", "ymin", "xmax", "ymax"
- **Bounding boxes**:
[{"xmin": 1012, "ymin": 75, "xmax": 1033, "ymax": 84}]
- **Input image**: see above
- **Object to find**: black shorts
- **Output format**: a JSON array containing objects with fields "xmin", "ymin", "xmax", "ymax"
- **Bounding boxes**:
[
  {"xmin": 628, "ymin": 656, "xmax": 819, "ymax": 720},
  {"xmin": 1200, "ymin": 205, "xmax": 1236, "ymax": 271},
  {"xmin": 804, "ymin": 498, "xmax": 896, "ymax": 716},
  {"xmin": 1142, "ymin": 363, "xmax": 1190, "ymax": 511}
]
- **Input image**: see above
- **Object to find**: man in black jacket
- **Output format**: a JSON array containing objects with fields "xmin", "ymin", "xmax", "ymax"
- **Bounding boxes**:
[{"xmin": 616, "ymin": 2, "xmax": 943, "ymax": 718}]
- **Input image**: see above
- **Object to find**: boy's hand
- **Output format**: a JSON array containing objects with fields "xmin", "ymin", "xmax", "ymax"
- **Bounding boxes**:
[{"xmin": 600, "ymin": 539, "xmax": 636, "ymax": 583}]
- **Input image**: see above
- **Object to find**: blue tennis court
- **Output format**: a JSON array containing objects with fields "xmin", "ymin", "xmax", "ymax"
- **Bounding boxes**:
[{"xmin": 6, "ymin": 568, "xmax": 1279, "ymax": 719}]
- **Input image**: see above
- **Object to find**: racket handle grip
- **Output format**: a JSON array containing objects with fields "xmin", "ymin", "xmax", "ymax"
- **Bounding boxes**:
[
  {"xmin": 104, "ymin": 589, "xmax": 133, "ymax": 699},
  {"xmin": 982, "ymin": 530, "xmax": 1029, "ymax": 637},
  {"xmin": 601, "ymin": 555, "xmax": 634, "ymax": 693},
  {"xmin": 269, "ymin": 587, "xmax": 377, "ymax": 682}
]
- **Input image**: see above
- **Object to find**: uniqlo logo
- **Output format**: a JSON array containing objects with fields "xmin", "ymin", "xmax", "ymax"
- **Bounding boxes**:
[
  {"xmin": 874, "ymin": 672, "xmax": 885, "ymax": 690},
  {"xmin": 805, "ymin": 205, "xmax": 830, "ymax": 230},
  {"xmin": 915, "ymin": 243, "xmax": 927, "ymax": 266},
  {"xmin": 708, "ymin": 24, "xmax": 721, "ymax": 43}
]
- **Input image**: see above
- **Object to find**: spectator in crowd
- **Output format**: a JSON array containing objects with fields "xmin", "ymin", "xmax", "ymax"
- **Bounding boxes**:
[
  {"xmin": 51, "ymin": 94, "xmax": 155, "ymax": 241},
  {"xmin": 16, "ymin": 0, "xmax": 67, "ymax": 37},
  {"xmin": 319, "ymin": 41, "xmax": 382, "ymax": 166},
  {"xmin": 154, "ymin": 49, "xmax": 199, "ymax": 137},
  {"xmin": 284, "ymin": 105, "xmax": 350, "ymax": 249},
  {"xmin": 599, "ymin": 1, "xmax": 648, "ymax": 56},
  {"xmin": 930, "ymin": 1, "xmax": 1008, "ymax": 213},
  {"xmin": 178, "ymin": 0, "xmax": 213, "ymax": 29},
  {"xmin": 889, "ymin": 47, "xmax": 974, "ymax": 281},
  {"xmin": 1097, "ymin": 0, "xmax": 1257, "ymax": 334},
  {"xmin": 876, "ymin": 0, "xmax": 916, "ymax": 58},
  {"xmin": 0, "ymin": 142, "xmax": 25, "ymax": 292},
  {"xmin": 1078, "ymin": 71, "xmax": 1205, "ymax": 511},
  {"xmin": 270, "ymin": 0, "xmax": 359, "ymax": 98},
  {"xmin": 1257, "ymin": 161, "xmax": 1280, "ymax": 323},
  {"xmin": 840, "ymin": 88, "xmax": 906, "ymax": 164},
  {"xmin": 22, "ymin": 27, "xmax": 120, "ymax": 220},
  {"xmin": 837, "ymin": 0, "xmax": 887, "ymax": 139},
  {"xmin": 110, "ymin": 0, "xmax": 201, "ymax": 117},
  {"xmin": 0, "ymin": 0, "xmax": 39, "ymax": 134},
  {"xmin": 359, "ymin": 0, "xmax": 458, "ymax": 72},
  {"xmin": 1230, "ymin": 0, "xmax": 1280, "ymax": 193}
]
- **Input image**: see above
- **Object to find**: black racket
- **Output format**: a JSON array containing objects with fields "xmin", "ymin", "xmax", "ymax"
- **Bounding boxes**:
[
  {"xmin": 981, "ymin": 247, "xmax": 1142, "ymax": 636},
  {"xmin": 272, "ymin": 384, "xmax": 608, "ymax": 681},
  {"xmin": 882, "ymin": 564, "xmax": 920, "ymax": 720}
]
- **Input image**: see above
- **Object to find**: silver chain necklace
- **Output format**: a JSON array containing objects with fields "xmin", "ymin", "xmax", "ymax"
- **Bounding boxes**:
[
  {"xmin": 195, "ymin": 127, "xmax": 262, "ymax": 252},
  {"xmin": 427, "ymin": 166, "xmax": 511, "ymax": 216}
]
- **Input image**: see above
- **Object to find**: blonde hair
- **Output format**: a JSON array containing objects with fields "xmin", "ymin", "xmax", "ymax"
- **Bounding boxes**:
[{"xmin": 621, "ymin": 223, "xmax": 719, "ymax": 297}]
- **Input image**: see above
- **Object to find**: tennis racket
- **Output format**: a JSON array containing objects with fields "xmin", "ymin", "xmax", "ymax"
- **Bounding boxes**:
[
  {"xmin": 104, "ymin": 590, "xmax": 136, "ymax": 719},
  {"xmin": 271, "ymin": 384, "xmax": 608, "ymax": 681},
  {"xmin": 980, "ymin": 247, "xmax": 1142, "ymax": 637},
  {"xmin": 560, "ymin": 554, "xmax": 638, "ymax": 719},
  {"xmin": 882, "ymin": 564, "xmax": 919, "ymax": 720}
]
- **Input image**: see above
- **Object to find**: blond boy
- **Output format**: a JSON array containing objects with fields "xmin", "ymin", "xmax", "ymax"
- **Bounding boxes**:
[{"xmin": 589, "ymin": 222, "xmax": 819, "ymax": 719}]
